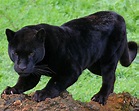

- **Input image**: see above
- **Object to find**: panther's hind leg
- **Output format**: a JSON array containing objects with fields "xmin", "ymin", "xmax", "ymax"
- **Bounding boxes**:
[
  {"xmin": 92, "ymin": 55, "xmax": 118, "ymax": 105},
  {"xmin": 91, "ymin": 35, "xmax": 126, "ymax": 105}
]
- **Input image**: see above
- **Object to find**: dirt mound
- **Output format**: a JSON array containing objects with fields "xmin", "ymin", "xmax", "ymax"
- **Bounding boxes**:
[{"xmin": 0, "ymin": 91, "xmax": 139, "ymax": 111}]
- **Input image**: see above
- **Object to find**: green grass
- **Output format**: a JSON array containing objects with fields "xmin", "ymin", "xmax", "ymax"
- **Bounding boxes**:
[{"xmin": 0, "ymin": 0, "xmax": 139, "ymax": 102}]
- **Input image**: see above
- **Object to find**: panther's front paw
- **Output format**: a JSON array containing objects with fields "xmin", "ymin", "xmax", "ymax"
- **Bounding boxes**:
[
  {"xmin": 33, "ymin": 90, "xmax": 50, "ymax": 102},
  {"xmin": 2, "ymin": 86, "xmax": 19, "ymax": 95},
  {"xmin": 33, "ymin": 89, "xmax": 60, "ymax": 102},
  {"xmin": 91, "ymin": 93, "xmax": 108, "ymax": 105}
]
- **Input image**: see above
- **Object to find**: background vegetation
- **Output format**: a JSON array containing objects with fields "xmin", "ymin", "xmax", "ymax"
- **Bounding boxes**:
[{"xmin": 0, "ymin": 0, "xmax": 139, "ymax": 102}]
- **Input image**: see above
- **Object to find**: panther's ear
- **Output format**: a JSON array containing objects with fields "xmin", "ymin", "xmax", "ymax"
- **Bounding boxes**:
[
  {"xmin": 36, "ymin": 28, "xmax": 46, "ymax": 43},
  {"xmin": 6, "ymin": 29, "xmax": 15, "ymax": 42}
]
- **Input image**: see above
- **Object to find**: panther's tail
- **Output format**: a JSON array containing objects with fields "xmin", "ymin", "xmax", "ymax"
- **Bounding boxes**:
[{"xmin": 120, "ymin": 41, "xmax": 138, "ymax": 67}]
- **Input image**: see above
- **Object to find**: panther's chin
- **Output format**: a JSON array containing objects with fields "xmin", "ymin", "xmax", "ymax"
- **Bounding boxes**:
[{"xmin": 18, "ymin": 73, "xmax": 31, "ymax": 77}]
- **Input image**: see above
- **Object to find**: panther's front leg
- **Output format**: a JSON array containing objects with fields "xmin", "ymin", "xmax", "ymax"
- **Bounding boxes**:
[
  {"xmin": 33, "ymin": 65, "xmax": 81, "ymax": 102},
  {"xmin": 2, "ymin": 74, "xmax": 41, "ymax": 95}
]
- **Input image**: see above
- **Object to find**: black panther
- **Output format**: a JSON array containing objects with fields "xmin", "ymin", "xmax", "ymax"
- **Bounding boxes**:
[{"xmin": 2, "ymin": 11, "xmax": 137, "ymax": 105}]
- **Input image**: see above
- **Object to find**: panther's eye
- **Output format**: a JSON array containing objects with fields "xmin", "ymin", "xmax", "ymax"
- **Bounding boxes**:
[
  {"xmin": 14, "ymin": 52, "xmax": 18, "ymax": 56},
  {"xmin": 29, "ymin": 52, "xmax": 34, "ymax": 56}
]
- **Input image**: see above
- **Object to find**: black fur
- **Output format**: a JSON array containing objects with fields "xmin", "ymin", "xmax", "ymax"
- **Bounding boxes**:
[{"xmin": 2, "ymin": 11, "xmax": 137, "ymax": 105}]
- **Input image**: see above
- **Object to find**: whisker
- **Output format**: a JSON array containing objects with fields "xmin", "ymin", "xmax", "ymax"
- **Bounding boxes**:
[
  {"xmin": 35, "ymin": 65, "xmax": 56, "ymax": 75},
  {"xmin": 36, "ymin": 68, "xmax": 52, "ymax": 74},
  {"xmin": 32, "ymin": 71, "xmax": 41, "ymax": 77},
  {"xmin": 34, "ymin": 65, "xmax": 56, "ymax": 76}
]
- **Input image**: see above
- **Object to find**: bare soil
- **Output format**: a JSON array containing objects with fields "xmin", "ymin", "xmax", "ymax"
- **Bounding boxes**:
[{"xmin": 0, "ymin": 91, "xmax": 139, "ymax": 111}]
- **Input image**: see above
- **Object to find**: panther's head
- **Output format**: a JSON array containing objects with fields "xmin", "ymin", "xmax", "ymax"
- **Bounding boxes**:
[{"xmin": 6, "ymin": 27, "xmax": 46, "ymax": 76}]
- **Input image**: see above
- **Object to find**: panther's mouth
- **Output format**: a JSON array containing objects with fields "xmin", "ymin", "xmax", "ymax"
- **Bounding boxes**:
[{"xmin": 18, "ymin": 73, "xmax": 30, "ymax": 77}]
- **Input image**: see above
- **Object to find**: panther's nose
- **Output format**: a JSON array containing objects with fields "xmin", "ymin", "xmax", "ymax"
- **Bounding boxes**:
[{"xmin": 18, "ymin": 64, "xmax": 27, "ymax": 71}]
